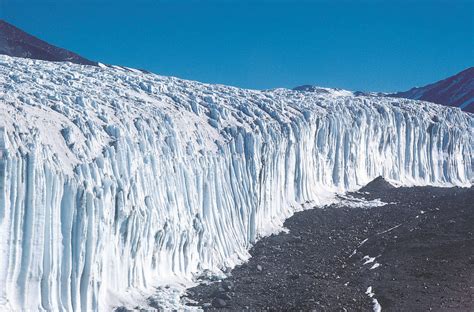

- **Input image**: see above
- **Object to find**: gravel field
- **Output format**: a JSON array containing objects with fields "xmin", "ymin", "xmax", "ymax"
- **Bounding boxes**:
[{"xmin": 185, "ymin": 178, "xmax": 474, "ymax": 311}]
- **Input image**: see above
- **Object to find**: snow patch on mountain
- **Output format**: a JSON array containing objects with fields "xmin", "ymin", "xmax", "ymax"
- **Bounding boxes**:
[{"xmin": 0, "ymin": 55, "xmax": 472, "ymax": 311}]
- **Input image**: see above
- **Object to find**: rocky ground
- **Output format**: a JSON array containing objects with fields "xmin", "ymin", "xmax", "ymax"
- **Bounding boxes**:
[{"xmin": 184, "ymin": 178, "xmax": 474, "ymax": 311}]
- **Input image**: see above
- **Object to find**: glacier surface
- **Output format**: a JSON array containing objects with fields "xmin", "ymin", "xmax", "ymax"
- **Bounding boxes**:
[{"xmin": 0, "ymin": 55, "xmax": 472, "ymax": 310}]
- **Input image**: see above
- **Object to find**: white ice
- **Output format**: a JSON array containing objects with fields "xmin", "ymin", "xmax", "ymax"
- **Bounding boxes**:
[
  {"xmin": 363, "ymin": 256, "xmax": 376, "ymax": 265},
  {"xmin": 366, "ymin": 286, "xmax": 382, "ymax": 312}
]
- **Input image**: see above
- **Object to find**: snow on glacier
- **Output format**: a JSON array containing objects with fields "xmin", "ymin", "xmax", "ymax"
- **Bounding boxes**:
[{"xmin": 0, "ymin": 54, "xmax": 472, "ymax": 311}]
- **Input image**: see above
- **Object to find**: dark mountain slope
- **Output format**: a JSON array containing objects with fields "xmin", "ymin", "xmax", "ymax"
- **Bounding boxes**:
[
  {"xmin": 391, "ymin": 67, "xmax": 474, "ymax": 113},
  {"xmin": 0, "ymin": 19, "xmax": 97, "ymax": 66}
]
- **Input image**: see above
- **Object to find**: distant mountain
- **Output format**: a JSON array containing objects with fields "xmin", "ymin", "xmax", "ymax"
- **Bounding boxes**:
[
  {"xmin": 294, "ymin": 68, "xmax": 473, "ymax": 113},
  {"xmin": 391, "ymin": 67, "xmax": 474, "ymax": 113},
  {"xmin": 293, "ymin": 85, "xmax": 387, "ymax": 98},
  {"xmin": 0, "ymin": 19, "xmax": 97, "ymax": 66},
  {"xmin": 292, "ymin": 85, "xmax": 354, "ymax": 97}
]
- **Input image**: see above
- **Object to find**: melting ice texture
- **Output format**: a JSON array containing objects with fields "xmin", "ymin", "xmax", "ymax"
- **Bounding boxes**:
[{"xmin": 0, "ymin": 55, "xmax": 472, "ymax": 311}]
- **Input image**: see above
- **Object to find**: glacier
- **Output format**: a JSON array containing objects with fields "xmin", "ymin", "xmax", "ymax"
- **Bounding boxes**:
[{"xmin": 0, "ymin": 55, "xmax": 472, "ymax": 311}]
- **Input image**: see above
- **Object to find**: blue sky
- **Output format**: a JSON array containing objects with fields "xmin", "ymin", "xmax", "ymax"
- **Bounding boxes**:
[{"xmin": 1, "ymin": 0, "xmax": 473, "ymax": 91}]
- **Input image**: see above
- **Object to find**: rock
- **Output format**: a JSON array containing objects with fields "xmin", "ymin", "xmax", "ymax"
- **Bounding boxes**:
[
  {"xmin": 359, "ymin": 176, "xmax": 395, "ymax": 193},
  {"xmin": 289, "ymin": 273, "xmax": 300, "ymax": 280},
  {"xmin": 256, "ymin": 265, "xmax": 263, "ymax": 272},
  {"xmin": 222, "ymin": 280, "xmax": 234, "ymax": 291},
  {"xmin": 212, "ymin": 298, "xmax": 227, "ymax": 308},
  {"xmin": 212, "ymin": 288, "xmax": 225, "ymax": 297},
  {"xmin": 216, "ymin": 292, "xmax": 232, "ymax": 300}
]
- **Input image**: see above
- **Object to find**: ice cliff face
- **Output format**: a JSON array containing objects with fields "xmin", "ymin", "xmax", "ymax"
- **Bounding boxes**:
[{"xmin": 0, "ymin": 55, "xmax": 472, "ymax": 311}]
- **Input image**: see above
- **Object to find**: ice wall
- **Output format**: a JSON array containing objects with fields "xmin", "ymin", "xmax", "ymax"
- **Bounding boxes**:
[{"xmin": 0, "ymin": 55, "xmax": 472, "ymax": 310}]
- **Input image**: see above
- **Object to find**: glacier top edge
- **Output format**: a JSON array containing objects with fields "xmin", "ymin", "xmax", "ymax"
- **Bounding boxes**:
[{"xmin": 0, "ymin": 54, "xmax": 472, "ymax": 177}]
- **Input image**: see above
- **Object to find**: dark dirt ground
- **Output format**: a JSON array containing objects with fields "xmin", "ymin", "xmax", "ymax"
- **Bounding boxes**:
[{"xmin": 184, "ymin": 178, "xmax": 474, "ymax": 311}]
